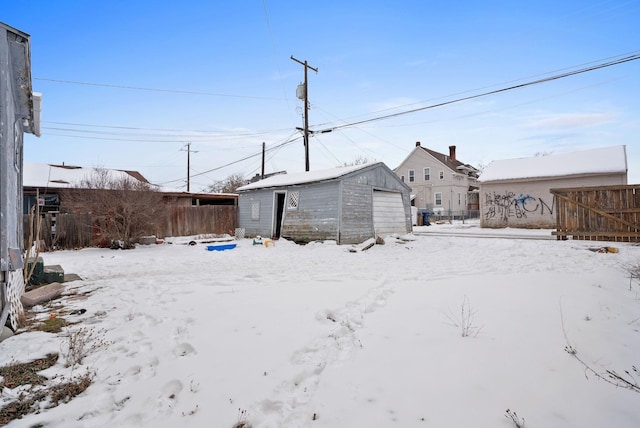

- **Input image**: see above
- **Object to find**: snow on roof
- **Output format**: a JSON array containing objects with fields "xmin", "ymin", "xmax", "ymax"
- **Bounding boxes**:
[
  {"xmin": 479, "ymin": 145, "xmax": 627, "ymax": 182},
  {"xmin": 237, "ymin": 163, "xmax": 379, "ymax": 191},
  {"xmin": 22, "ymin": 162, "xmax": 160, "ymax": 189}
]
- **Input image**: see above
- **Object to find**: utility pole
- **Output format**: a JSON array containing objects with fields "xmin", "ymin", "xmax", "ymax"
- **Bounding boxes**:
[
  {"xmin": 291, "ymin": 55, "xmax": 318, "ymax": 171},
  {"xmin": 261, "ymin": 142, "xmax": 266, "ymax": 179},
  {"xmin": 180, "ymin": 142, "xmax": 198, "ymax": 192}
]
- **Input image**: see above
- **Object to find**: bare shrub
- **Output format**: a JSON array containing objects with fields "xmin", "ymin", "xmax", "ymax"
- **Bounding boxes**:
[
  {"xmin": 445, "ymin": 295, "xmax": 483, "ymax": 337},
  {"xmin": 560, "ymin": 301, "xmax": 639, "ymax": 393},
  {"xmin": 206, "ymin": 173, "xmax": 248, "ymax": 194},
  {"xmin": 505, "ymin": 409, "xmax": 525, "ymax": 427},
  {"xmin": 233, "ymin": 408, "xmax": 251, "ymax": 428},
  {"xmin": 66, "ymin": 168, "xmax": 163, "ymax": 249},
  {"xmin": 63, "ymin": 327, "xmax": 110, "ymax": 368}
]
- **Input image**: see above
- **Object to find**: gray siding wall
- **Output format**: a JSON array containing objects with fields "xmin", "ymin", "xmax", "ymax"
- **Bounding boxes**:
[
  {"xmin": 281, "ymin": 182, "xmax": 340, "ymax": 243},
  {"xmin": 1, "ymin": 25, "xmax": 29, "ymax": 272},
  {"xmin": 342, "ymin": 166, "xmax": 412, "ymax": 237},
  {"xmin": 238, "ymin": 190, "xmax": 277, "ymax": 237},
  {"xmin": 340, "ymin": 181, "xmax": 374, "ymax": 244}
]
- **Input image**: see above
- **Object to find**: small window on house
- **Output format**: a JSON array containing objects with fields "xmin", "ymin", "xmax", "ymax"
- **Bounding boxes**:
[
  {"xmin": 424, "ymin": 167, "xmax": 430, "ymax": 181},
  {"xmin": 435, "ymin": 192, "xmax": 442, "ymax": 206},
  {"xmin": 439, "ymin": 171, "xmax": 444, "ymax": 180},
  {"xmin": 458, "ymin": 193, "xmax": 461, "ymax": 206},
  {"xmin": 288, "ymin": 191, "xmax": 299, "ymax": 210},
  {"xmin": 251, "ymin": 201, "xmax": 260, "ymax": 220},
  {"xmin": 408, "ymin": 169, "xmax": 415, "ymax": 182},
  {"xmin": 400, "ymin": 175, "xmax": 405, "ymax": 182}
]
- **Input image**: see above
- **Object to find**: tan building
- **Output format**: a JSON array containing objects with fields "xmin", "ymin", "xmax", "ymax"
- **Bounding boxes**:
[
  {"xmin": 394, "ymin": 142, "xmax": 480, "ymax": 220},
  {"xmin": 479, "ymin": 146, "xmax": 628, "ymax": 228}
]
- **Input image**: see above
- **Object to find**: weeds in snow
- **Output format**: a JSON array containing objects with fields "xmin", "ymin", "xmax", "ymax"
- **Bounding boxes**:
[
  {"xmin": 0, "ymin": 355, "xmax": 93, "ymax": 425},
  {"xmin": 63, "ymin": 327, "xmax": 110, "ymax": 368},
  {"xmin": 445, "ymin": 295, "xmax": 483, "ymax": 337},
  {"xmin": 233, "ymin": 408, "xmax": 251, "ymax": 428},
  {"xmin": 560, "ymin": 300, "xmax": 640, "ymax": 393},
  {"xmin": 505, "ymin": 409, "xmax": 525, "ymax": 427}
]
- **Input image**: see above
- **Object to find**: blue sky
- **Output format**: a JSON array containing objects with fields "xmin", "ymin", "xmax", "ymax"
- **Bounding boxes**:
[{"xmin": 3, "ymin": 1, "xmax": 640, "ymax": 190}]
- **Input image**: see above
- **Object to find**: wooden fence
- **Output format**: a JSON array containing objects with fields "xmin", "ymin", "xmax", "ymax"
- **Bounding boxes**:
[
  {"xmin": 550, "ymin": 185, "xmax": 640, "ymax": 242},
  {"xmin": 160, "ymin": 205, "xmax": 237, "ymax": 237},
  {"xmin": 24, "ymin": 205, "xmax": 238, "ymax": 250}
]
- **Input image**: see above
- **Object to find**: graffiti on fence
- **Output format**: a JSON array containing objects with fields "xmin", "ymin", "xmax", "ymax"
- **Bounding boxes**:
[{"xmin": 484, "ymin": 191, "xmax": 554, "ymax": 221}]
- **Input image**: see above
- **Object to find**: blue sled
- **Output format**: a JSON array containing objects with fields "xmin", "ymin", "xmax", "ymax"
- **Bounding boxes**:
[{"xmin": 206, "ymin": 243, "xmax": 237, "ymax": 251}]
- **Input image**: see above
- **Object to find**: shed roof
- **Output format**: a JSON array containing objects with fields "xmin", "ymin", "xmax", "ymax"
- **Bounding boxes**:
[
  {"xmin": 237, "ymin": 162, "xmax": 389, "ymax": 191},
  {"xmin": 479, "ymin": 145, "xmax": 627, "ymax": 182}
]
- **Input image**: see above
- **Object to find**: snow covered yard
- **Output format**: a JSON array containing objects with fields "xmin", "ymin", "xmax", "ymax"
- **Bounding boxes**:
[{"xmin": 2, "ymin": 221, "xmax": 640, "ymax": 427}]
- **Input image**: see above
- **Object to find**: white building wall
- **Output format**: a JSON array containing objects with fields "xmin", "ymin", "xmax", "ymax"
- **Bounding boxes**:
[
  {"xmin": 396, "ymin": 149, "xmax": 476, "ymax": 214},
  {"xmin": 480, "ymin": 173, "xmax": 627, "ymax": 228}
]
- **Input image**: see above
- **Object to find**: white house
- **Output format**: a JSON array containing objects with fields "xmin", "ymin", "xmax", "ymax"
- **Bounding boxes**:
[{"xmin": 394, "ymin": 142, "xmax": 480, "ymax": 219}]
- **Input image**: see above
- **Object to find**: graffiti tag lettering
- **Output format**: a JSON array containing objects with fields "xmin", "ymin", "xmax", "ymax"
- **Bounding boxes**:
[{"xmin": 484, "ymin": 191, "xmax": 554, "ymax": 221}]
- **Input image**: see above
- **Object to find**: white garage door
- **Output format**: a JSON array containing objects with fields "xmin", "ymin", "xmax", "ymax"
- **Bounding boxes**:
[{"xmin": 372, "ymin": 190, "xmax": 408, "ymax": 237}]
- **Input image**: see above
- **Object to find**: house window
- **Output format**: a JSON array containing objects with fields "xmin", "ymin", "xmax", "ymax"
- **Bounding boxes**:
[
  {"xmin": 408, "ymin": 169, "xmax": 415, "ymax": 182},
  {"xmin": 458, "ymin": 193, "xmax": 461, "ymax": 206},
  {"xmin": 251, "ymin": 201, "xmax": 260, "ymax": 220},
  {"xmin": 400, "ymin": 175, "xmax": 405, "ymax": 182},
  {"xmin": 439, "ymin": 171, "xmax": 444, "ymax": 180},
  {"xmin": 435, "ymin": 192, "xmax": 442, "ymax": 206},
  {"xmin": 287, "ymin": 191, "xmax": 299, "ymax": 210},
  {"xmin": 424, "ymin": 167, "xmax": 430, "ymax": 181}
]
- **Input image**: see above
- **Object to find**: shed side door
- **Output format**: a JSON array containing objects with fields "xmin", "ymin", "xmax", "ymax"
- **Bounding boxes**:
[{"xmin": 372, "ymin": 190, "xmax": 407, "ymax": 237}]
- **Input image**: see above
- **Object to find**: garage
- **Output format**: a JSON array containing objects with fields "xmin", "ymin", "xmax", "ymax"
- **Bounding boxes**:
[
  {"xmin": 237, "ymin": 162, "xmax": 412, "ymax": 244},
  {"xmin": 373, "ymin": 190, "xmax": 408, "ymax": 237}
]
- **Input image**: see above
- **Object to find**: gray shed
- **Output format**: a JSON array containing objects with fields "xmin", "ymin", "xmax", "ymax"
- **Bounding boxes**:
[
  {"xmin": 237, "ymin": 162, "xmax": 412, "ymax": 244},
  {"xmin": 1, "ymin": 22, "xmax": 40, "ymax": 334}
]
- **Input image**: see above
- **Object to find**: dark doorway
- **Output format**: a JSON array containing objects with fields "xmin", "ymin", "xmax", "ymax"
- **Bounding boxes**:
[{"xmin": 273, "ymin": 192, "xmax": 286, "ymax": 239}]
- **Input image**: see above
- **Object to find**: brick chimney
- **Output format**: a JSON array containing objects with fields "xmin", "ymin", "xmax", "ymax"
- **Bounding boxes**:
[
  {"xmin": 415, "ymin": 141, "xmax": 421, "ymax": 147},
  {"xmin": 449, "ymin": 145, "xmax": 456, "ymax": 161}
]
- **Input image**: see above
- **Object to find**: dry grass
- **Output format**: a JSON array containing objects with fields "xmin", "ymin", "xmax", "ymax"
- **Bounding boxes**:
[
  {"xmin": 0, "ymin": 354, "xmax": 58, "ymax": 389},
  {"xmin": 0, "ymin": 353, "xmax": 93, "ymax": 425}
]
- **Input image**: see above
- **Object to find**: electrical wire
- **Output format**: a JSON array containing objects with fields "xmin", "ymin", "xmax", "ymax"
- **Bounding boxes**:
[
  {"xmin": 33, "ymin": 77, "xmax": 286, "ymax": 101},
  {"xmin": 328, "ymin": 53, "xmax": 640, "ymax": 132},
  {"xmin": 158, "ymin": 133, "xmax": 302, "ymax": 185}
]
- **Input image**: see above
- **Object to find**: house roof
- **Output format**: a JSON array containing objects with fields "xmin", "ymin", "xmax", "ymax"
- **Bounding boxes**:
[
  {"xmin": 237, "ymin": 162, "xmax": 397, "ymax": 191},
  {"xmin": 394, "ymin": 144, "xmax": 478, "ymax": 175},
  {"xmin": 419, "ymin": 146, "xmax": 477, "ymax": 173},
  {"xmin": 23, "ymin": 162, "xmax": 152, "ymax": 189},
  {"xmin": 479, "ymin": 145, "xmax": 628, "ymax": 182}
]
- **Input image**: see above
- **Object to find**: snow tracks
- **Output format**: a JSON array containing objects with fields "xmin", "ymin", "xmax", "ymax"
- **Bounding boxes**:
[{"xmin": 250, "ymin": 276, "xmax": 395, "ymax": 427}]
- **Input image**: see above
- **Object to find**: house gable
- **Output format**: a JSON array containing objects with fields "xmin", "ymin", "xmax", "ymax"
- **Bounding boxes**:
[{"xmin": 393, "ymin": 142, "xmax": 479, "ymax": 214}]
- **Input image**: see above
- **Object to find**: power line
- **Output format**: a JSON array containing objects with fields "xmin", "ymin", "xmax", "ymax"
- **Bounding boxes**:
[
  {"xmin": 44, "ymin": 120, "xmax": 291, "ymax": 135},
  {"xmin": 41, "ymin": 125, "xmax": 280, "ymax": 142},
  {"xmin": 33, "ymin": 77, "xmax": 286, "ymax": 101},
  {"xmin": 329, "ymin": 53, "xmax": 640, "ymax": 131},
  {"xmin": 159, "ymin": 52, "xmax": 639, "ymax": 186},
  {"xmin": 158, "ymin": 133, "xmax": 302, "ymax": 185}
]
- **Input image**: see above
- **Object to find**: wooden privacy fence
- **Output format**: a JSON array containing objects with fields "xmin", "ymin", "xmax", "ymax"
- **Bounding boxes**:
[
  {"xmin": 551, "ymin": 185, "xmax": 640, "ymax": 242},
  {"xmin": 159, "ymin": 205, "xmax": 237, "ymax": 238},
  {"xmin": 24, "ymin": 205, "xmax": 238, "ymax": 250},
  {"xmin": 23, "ymin": 212, "xmax": 94, "ymax": 250}
]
